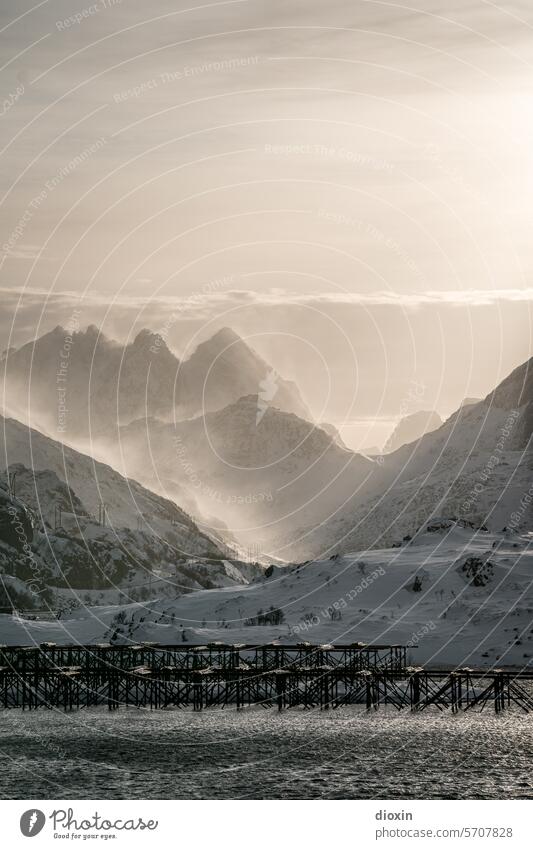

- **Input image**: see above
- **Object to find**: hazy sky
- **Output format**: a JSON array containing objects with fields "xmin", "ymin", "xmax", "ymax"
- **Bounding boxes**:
[{"xmin": 1, "ymin": 0, "xmax": 533, "ymax": 448}]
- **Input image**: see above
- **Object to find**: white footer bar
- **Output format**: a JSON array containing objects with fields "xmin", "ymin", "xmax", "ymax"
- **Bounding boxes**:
[{"xmin": 1, "ymin": 799, "xmax": 531, "ymax": 848}]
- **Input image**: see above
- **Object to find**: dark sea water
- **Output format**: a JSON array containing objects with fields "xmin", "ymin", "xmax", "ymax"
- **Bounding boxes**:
[{"xmin": 0, "ymin": 708, "xmax": 531, "ymax": 799}]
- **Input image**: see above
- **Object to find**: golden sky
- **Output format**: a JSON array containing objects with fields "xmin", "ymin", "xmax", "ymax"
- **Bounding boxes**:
[{"xmin": 1, "ymin": 0, "xmax": 532, "ymax": 447}]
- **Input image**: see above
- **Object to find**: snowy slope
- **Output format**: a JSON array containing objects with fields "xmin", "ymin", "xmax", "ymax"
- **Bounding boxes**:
[
  {"xmin": 0, "ymin": 474, "xmax": 262, "ymax": 614},
  {"xmin": 1, "ymin": 520, "xmax": 531, "ymax": 668}
]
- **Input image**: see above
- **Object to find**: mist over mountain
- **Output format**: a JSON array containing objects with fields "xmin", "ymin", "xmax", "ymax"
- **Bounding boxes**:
[
  {"xmin": 296, "ymin": 357, "xmax": 533, "ymax": 558},
  {"xmin": 2, "ymin": 324, "xmax": 311, "ymax": 439},
  {"xmin": 0, "ymin": 412, "xmax": 286, "ymax": 611},
  {"xmin": 116, "ymin": 395, "xmax": 373, "ymax": 561},
  {"xmin": 0, "ymin": 413, "xmax": 223, "ymax": 559},
  {"xmin": 3, "ymin": 315, "xmax": 532, "ymax": 565},
  {"xmin": 0, "ymin": 470, "xmax": 261, "ymax": 616}
]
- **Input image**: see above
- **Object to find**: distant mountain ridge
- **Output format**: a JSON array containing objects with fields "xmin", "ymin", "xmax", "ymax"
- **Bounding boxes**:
[
  {"xmin": 2, "ymin": 324, "xmax": 311, "ymax": 438},
  {"xmin": 383, "ymin": 409, "xmax": 442, "ymax": 453},
  {"xmin": 117, "ymin": 395, "xmax": 373, "ymax": 561},
  {"xmin": 107, "ymin": 358, "xmax": 533, "ymax": 561}
]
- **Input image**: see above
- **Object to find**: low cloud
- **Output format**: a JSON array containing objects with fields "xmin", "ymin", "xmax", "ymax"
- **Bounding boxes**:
[{"xmin": 2, "ymin": 284, "xmax": 533, "ymax": 326}]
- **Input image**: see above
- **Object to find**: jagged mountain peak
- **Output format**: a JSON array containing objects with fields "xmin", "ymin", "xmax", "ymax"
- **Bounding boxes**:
[
  {"xmin": 26, "ymin": 323, "xmax": 67, "ymax": 346},
  {"xmin": 130, "ymin": 327, "xmax": 174, "ymax": 356},
  {"xmin": 133, "ymin": 327, "xmax": 160, "ymax": 344},
  {"xmin": 3, "ymin": 322, "xmax": 311, "ymax": 436},
  {"xmin": 188, "ymin": 326, "xmax": 253, "ymax": 363},
  {"xmin": 204, "ymin": 326, "xmax": 242, "ymax": 345},
  {"xmin": 178, "ymin": 330, "xmax": 312, "ymax": 421},
  {"xmin": 84, "ymin": 323, "xmax": 100, "ymax": 337},
  {"xmin": 75, "ymin": 324, "xmax": 119, "ymax": 350}
]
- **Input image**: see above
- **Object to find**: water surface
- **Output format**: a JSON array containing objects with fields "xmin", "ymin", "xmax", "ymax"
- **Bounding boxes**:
[{"xmin": 0, "ymin": 708, "xmax": 531, "ymax": 799}]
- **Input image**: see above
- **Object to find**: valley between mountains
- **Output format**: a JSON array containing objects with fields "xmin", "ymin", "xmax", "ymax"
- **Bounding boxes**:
[{"xmin": 0, "ymin": 325, "xmax": 531, "ymax": 664}]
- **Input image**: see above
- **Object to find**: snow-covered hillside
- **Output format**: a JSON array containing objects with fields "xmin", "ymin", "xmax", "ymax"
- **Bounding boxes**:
[
  {"xmin": 1, "ymin": 520, "xmax": 531, "ymax": 669},
  {"xmin": 290, "ymin": 357, "xmax": 533, "ymax": 558},
  {"xmin": 383, "ymin": 409, "xmax": 442, "ymax": 453},
  {"xmin": 0, "ymin": 474, "xmax": 262, "ymax": 614}
]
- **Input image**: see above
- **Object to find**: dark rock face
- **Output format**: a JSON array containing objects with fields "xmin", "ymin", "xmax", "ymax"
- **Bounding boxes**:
[{"xmin": 0, "ymin": 485, "xmax": 33, "ymax": 551}]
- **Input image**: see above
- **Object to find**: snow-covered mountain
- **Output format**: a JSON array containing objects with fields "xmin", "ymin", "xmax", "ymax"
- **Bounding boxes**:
[
  {"xmin": 0, "ymin": 357, "xmax": 531, "ymax": 666},
  {"xmin": 305, "ymin": 357, "xmax": 533, "ymax": 557},
  {"xmin": 112, "ymin": 357, "xmax": 533, "ymax": 561},
  {"xmin": 0, "ymin": 465, "xmax": 263, "ymax": 614},
  {"xmin": 175, "ymin": 326, "xmax": 311, "ymax": 421},
  {"xmin": 460, "ymin": 397, "xmax": 482, "ymax": 409},
  {"xmin": 383, "ymin": 409, "xmax": 443, "ymax": 453},
  {"xmin": 2, "ymin": 324, "xmax": 310, "ymax": 438},
  {"xmin": 0, "ymin": 414, "xmax": 223, "ymax": 558},
  {"xmin": 116, "ymin": 395, "xmax": 373, "ymax": 561},
  {"xmin": 2, "ymin": 519, "xmax": 531, "ymax": 669}
]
